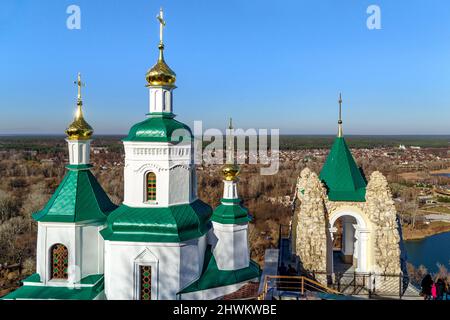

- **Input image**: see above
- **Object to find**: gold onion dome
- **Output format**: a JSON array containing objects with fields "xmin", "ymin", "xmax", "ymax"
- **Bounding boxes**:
[
  {"xmin": 66, "ymin": 73, "xmax": 93, "ymax": 141},
  {"xmin": 222, "ymin": 163, "xmax": 240, "ymax": 181},
  {"xmin": 146, "ymin": 9, "xmax": 176, "ymax": 87},
  {"xmin": 66, "ymin": 103, "xmax": 93, "ymax": 140},
  {"xmin": 146, "ymin": 44, "xmax": 177, "ymax": 86}
]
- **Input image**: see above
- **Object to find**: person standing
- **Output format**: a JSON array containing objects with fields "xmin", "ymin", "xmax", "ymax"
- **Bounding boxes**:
[
  {"xmin": 444, "ymin": 278, "xmax": 449, "ymax": 301},
  {"xmin": 421, "ymin": 274, "xmax": 433, "ymax": 300},
  {"xmin": 436, "ymin": 278, "xmax": 445, "ymax": 300},
  {"xmin": 431, "ymin": 282, "xmax": 437, "ymax": 300}
]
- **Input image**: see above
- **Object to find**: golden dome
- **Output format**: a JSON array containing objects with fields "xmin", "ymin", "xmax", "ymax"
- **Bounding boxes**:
[
  {"xmin": 222, "ymin": 163, "xmax": 240, "ymax": 181},
  {"xmin": 66, "ymin": 103, "xmax": 93, "ymax": 141},
  {"xmin": 146, "ymin": 44, "xmax": 176, "ymax": 87}
]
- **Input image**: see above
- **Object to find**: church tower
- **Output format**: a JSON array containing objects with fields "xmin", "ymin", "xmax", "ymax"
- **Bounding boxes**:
[
  {"xmin": 7, "ymin": 74, "xmax": 117, "ymax": 299},
  {"xmin": 293, "ymin": 94, "xmax": 404, "ymax": 288},
  {"xmin": 100, "ymin": 9, "xmax": 213, "ymax": 300},
  {"xmin": 210, "ymin": 119, "xmax": 251, "ymax": 270}
]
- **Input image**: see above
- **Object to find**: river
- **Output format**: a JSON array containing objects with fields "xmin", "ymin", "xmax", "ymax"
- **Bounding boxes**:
[{"xmin": 405, "ymin": 231, "xmax": 450, "ymax": 273}]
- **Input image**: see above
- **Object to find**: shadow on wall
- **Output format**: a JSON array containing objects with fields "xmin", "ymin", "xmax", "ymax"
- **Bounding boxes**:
[{"xmin": 396, "ymin": 215, "xmax": 410, "ymax": 294}]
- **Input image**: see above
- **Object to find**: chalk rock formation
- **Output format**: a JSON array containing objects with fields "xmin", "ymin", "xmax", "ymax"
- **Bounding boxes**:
[
  {"xmin": 365, "ymin": 171, "xmax": 402, "ymax": 274},
  {"xmin": 294, "ymin": 168, "xmax": 328, "ymax": 272}
]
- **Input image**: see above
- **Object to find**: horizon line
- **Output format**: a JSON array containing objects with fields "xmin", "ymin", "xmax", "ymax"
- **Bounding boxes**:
[{"xmin": 1, "ymin": 133, "xmax": 449, "ymax": 137}]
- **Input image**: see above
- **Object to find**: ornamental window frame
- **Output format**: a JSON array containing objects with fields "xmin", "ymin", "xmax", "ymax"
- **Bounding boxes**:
[
  {"xmin": 145, "ymin": 171, "xmax": 157, "ymax": 204},
  {"xmin": 49, "ymin": 243, "xmax": 69, "ymax": 281},
  {"xmin": 133, "ymin": 250, "xmax": 159, "ymax": 300}
]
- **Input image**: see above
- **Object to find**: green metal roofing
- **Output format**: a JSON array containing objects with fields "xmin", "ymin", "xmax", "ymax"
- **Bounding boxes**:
[
  {"xmin": 32, "ymin": 168, "xmax": 117, "ymax": 223},
  {"xmin": 211, "ymin": 200, "xmax": 252, "ymax": 224},
  {"xmin": 80, "ymin": 274, "xmax": 104, "ymax": 285},
  {"xmin": 319, "ymin": 137, "xmax": 367, "ymax": 202},
  {"xmin": 22, "ymin": 273, "xmax": 41, "ymax": 284},
  {"xmin": 2, "ymin": 277, "xmax": 104, "ymax": 300},
  {"xmin": 178, "ymin": 246, "xmax": 261, "ymax": 294},
  {"xmin": 100, "ymin": 199, "xmax": 212, "ymax": 243},
  {"xmin": 123, "ymin": 113, "xmax": 193, "ymax": 143}
]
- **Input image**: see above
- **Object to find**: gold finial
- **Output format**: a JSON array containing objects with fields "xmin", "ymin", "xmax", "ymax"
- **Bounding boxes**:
[
  {"xmin": 146, "ymin": 8, "xmax": 176, "ymax": 87},
  {"xmin": 338, "ymin": 93, "xmax": 343, "ymax": 138},
  {"xmin": 222, "ymin": 117, "xmax": 240, "ymax": 181},
  {"xmin": 66, "ymin": 73, "xmax": 93, "ymax": 141}
]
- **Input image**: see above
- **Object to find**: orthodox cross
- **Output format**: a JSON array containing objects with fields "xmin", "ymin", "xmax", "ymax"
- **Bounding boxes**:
[
  {"xmin": 338, "ymin": 93, "xmax": 344, "ymax": 137},
  {"xmin": 157, "ymin": 8, "xmax": 166, "ymax": 44},
  {"xmin": 226, "ymin": 118, "xmax": 235, "ymax": 164},
  {"xmin": 74, "ymin": 73, "xmax": 85, "ymax": 102}
]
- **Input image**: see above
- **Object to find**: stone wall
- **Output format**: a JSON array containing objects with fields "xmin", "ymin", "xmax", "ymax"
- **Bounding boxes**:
[
  {"xmin": 294, "ymin": 168, "xmax": 328, "ymax": 272},
  {"xmin": 364, "ymin": 171, "xmax": 402, "ymax": 274}
]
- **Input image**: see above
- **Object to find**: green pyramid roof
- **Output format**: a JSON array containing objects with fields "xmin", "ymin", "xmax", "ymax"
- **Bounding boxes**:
[
  {"xmin": 33, "ymin": 167, "xmax": 117, "ymax": 223},
  {"xmin": 319, "ymin": 137, "xmax": 367, "ymax": 202},
  {"xmin": 212, "ymin": 199, "xmax": 252, "ymax": 224}
]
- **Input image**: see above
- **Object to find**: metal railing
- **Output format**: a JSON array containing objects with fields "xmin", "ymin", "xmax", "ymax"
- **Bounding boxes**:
[
  {"xmin": 259, "ymin": 275, "xmax": 342, "ymax": 300},
  {"xmin": 312, "ymin": 271, "xmax": 418, "ymax": 299}
]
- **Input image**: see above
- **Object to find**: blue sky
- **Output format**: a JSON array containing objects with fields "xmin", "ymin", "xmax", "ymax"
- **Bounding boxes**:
[{"xmin": 1, "ymin": 0, "xmax": 450, "ymax": 135}]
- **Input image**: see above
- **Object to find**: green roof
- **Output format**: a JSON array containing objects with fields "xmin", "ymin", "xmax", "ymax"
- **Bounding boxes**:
[
  {"xmin": 319, "ymin": 137, "xmax": 367, "ymax": 202},
  {"xmin": 100, "ymin": 199, "xmax": 212, "ymax": 243},
  {"xmin": 2, "ymin": 275, "xmax": 104, "ymax": 300},
  {"xmin": 80, "ymin": 274, "xmax": 104, "ymax": 285},
  {"xmin": 22, "ymin": 273, "xmax": 41, "ymax": 284},
  {"xmin": 211, "ymin": 200, "xmax": 252, "ymax": 224},
  {"xmin": 32, "ymin": 168, "xmax": 117, "ymax": 223},
  {"xmin": 123, "ymin": 113, "xmax": 193, "ymax": 143},
  {"xmin": 179, "ymin": 246, "xmax": 261, "ymax": 294}
]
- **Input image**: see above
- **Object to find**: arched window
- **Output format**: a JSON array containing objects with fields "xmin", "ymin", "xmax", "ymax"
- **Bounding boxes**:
[
  {"xmin": 146, "ymin": 172, "xmax": 157, "ymax": 202},
  {"xmin": 50, "ymin": 244, "xmax": 68, "ymax": 280},
  {"xmin": 139, "ymin": 265, "xmax": 152, "ymax": 300}
]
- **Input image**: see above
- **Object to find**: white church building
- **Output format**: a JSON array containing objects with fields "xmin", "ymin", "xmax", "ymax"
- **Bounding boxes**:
[{"xmin": 3, "ymin": 10, "xmax": 260, "ymax": 300}]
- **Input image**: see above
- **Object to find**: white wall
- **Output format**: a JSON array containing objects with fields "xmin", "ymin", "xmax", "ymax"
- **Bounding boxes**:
[
  {"xmin": 209, "ymin": 222, "xmax": 250, "ymax": 271},
  {"xmin": 123, "ymin": 142, "xmax": 196, "ymax": 207},
  {"xmin": 149, "ymin": 87, "xmax": 174, "ymax": 114},
  {"xmin": 104, "ymin": 236, "xmax": 206, "ymax": 300},
  {"xmin": 66, "ymin": 139, "xmax": 91, "ymax": 165},
  {"xmin": 36, "ymin": 222, "xmax": 105, "ymax": 286}
]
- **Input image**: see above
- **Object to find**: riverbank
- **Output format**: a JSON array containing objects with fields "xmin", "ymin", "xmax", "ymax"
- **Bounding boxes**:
[
  {"xmin": 403, "ymin": 221, "xmax": 450, "ymax": 240},
  {"xmin": 430, "ymin": 168, "xmax": 450, "ymax": 175}
]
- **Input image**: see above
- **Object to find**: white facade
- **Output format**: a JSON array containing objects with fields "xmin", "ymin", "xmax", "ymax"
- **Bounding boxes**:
[
  {"xmin": 210, "ymin": 222, "xmax": 250, "ymax": 271},
  {"xmin": 104, "ymin": 236, "xmax": 207, "ymax": 300},
  {"xmin": 209, "ymin": 179, "xmax": 250, "ymax": 271},
  {"xmin": 36, "ymin": 222, "xmax": 105, "ymax": 286},
  {"xmin": 67, "ymin": 139, "xmax": 91, "ymax": 165},
  {"xmin": 222, "ymin": 180, "xmax": 238, "ymax": 200},
  {"xmin": 122, "ymin": 142, "xmax": 196, "ymax": 208},
  {"xmin": 148, "ymin": 86, "xmax": 175, "ymax": 114}
]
